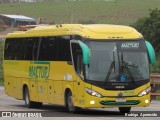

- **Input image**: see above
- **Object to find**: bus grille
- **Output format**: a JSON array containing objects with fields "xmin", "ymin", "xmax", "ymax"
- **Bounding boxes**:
[{"xmin": 100, "ymin": 100, "xmax": 141, "ymax": 105}]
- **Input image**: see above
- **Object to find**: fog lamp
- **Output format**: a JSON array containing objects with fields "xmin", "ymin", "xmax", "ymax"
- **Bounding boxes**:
[
  {"xmin": 90, "ymin": 100, "xmax": 95, "ymax": 105},
  {"xmin": 145, "ymin": 99, "xmax": 149, "ymax": 104}
]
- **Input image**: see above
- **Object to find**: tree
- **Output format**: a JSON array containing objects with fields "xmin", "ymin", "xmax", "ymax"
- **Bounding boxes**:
[{"xmin": 132, "ymin": 9, "xmax": 160, "ymax": 54}]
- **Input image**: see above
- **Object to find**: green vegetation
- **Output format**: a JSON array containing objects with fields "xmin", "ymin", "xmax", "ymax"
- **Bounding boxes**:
[
  {"xmin": 0, "ymin": 19, "xmax": 5, "ymax": 32},
  {"xmin": 132, "ymin": 9, "xmax": 160, "ymax": 54},
  {"xmin": 0, "ymin": 39, "xmax": 4, "ymax": 86},
  {"xmin": 0, "ymin": 0, "xmax": 160, "ymax": 25},
  {"xmin": 132, "ymin": 9, "xmax": 160, "ymax": 73},
  {"xmin": 150, "ymin": 55, "xmax": 160, "ymax": 73},
  {"xmin": 0, "ymin": 0, "xmax": 160, "ymax": 85},
  {"xmin": 0, "ymin": 80, "xmax": 3, "ymax": 86}
]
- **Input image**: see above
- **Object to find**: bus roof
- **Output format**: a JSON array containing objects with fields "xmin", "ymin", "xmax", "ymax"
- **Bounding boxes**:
[{"xmin": 5, "ymin": 24, "xmax": 143, "ymax": 40}]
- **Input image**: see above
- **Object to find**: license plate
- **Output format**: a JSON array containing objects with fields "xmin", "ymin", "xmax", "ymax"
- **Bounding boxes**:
[{"xmin": 116, "ymin": 98, "xmax": 126, "ymax": 102}]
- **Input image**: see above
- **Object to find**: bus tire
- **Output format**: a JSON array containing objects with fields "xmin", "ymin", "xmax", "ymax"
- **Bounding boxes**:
[
  {"xmin": 24, "ymin": 87, "xmax": 42, "ymax": 108},
  {"xmin": 67, "ymin": 91, "xmax": 80, "ymax": 113},
  {"xmin": 119, "ymin": 107, "xmax": 131, "ymax": 113}
]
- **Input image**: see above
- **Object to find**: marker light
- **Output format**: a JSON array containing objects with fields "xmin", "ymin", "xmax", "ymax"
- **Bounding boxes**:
[{"xmin": 138, "ymin": 87, "xmax": 151, "ymax": 97}]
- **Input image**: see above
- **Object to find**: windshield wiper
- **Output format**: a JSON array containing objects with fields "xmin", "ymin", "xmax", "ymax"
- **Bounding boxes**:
[
  {"xmin": 105, "ymin": 61, "xmax": 115, "ymax": 84},
  {"xmin": 121, "ymin": 61, "xmax": 135, "ymax": 82},
  {"xmin": 120, "ymin": 52, "xmax": 135, "ymax": 83},
  {"xmin": 123, "ymin": 61, "xmax": 138, "ymax": 69}
]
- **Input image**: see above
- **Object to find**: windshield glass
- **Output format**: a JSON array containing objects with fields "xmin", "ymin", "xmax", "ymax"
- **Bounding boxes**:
[{"xmin": 85, "ymin": 40, "xmax": 149, "ymax": 82}]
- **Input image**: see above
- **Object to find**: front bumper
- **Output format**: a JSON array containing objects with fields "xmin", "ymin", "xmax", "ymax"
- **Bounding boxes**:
[{"xmin": 83, "ymin": 93, "xmax": 150, "ymax": 108}]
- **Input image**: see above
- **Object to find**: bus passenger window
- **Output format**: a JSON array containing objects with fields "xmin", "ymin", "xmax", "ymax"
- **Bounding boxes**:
[
  {"xmin": 24, "ymin": 38, "xmax": 39, "ymax": 60},
  {"xmin": 4, "ymin": 40, "xmax": 12, "ymax": 60},
  {"xmin": 4, "ymin": 38, "xmax": 24, "ymax": 60},
  {"xmin": 58, "ymin": 36, "xmax": 71, "ymax": 61},
  {"xmin": 47, "ymin": 37, "xmax": 58, "ymax": 61},
  {"xmin": 38, "ymin": 37, "xmax": 58, "ymax": 61},
  {"xmin": 38, "ymin": 37, "xmax": 47, "ymax": 61}
]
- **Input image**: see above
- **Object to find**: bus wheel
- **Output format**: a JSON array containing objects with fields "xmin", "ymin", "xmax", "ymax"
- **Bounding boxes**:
[
  {"xmin": 24, "ymin": 87, "xmax": 42, "ymax": 108},
  {"xmin": 119, "ymin": 107, "xmax": 131, "ymax": 113},
  {"xmin": 67, "ymin": 91, "xmax": 80, "ymax": 113}
]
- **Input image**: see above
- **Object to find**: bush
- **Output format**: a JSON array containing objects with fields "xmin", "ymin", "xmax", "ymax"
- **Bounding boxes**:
[
  {"xmin": 0, "ymin": 38, "xmax": 4, "ymax": 86},
  {"xmin": 132, "ymin": 8, "xmax": 160, "ymax": 54},
  {"xmin": 131, "ymin": 9, "xmax": 160, "ymax": 73},
  {"xmin": 150, "ymin": 55, "xmax": 160, "ymax": 73},
  {"xmin": 0, "ymin": 19, "xmax": 5, "ymax": 32}
]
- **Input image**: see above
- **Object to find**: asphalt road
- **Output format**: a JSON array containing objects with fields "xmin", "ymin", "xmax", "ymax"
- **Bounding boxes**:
[{"xmin": 0, "ymin": 86, "xmax": 160, "ymax": 120}]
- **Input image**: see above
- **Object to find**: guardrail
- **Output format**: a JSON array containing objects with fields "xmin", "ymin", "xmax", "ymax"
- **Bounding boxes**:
[{"xmin": 150, "ymin": 74, "xmax": 160, "ymax": 100}]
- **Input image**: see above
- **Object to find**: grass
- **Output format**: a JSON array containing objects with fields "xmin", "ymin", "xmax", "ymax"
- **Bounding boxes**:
[
  {"xmin": 0, "ymin": 79, "xmax": 3, "ymax": 86},
  {"xmin": 0, "ymin": 0, "xmax": 160, "ymax": 85},
  {"xmin": 0, "ymin": 39, "xmax": 4, "ymax": 86},
  {"xmin": 0, "ymin": 0, "xmax": 160, "ymax": 25},
  {"xmin": 0, "ymin": 65, "xmax": 3, "ymax": 86}
]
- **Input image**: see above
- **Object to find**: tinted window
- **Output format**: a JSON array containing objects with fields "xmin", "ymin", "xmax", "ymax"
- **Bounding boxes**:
[
  {"xmin": 4, "ymin": 38, "xmax": 24, "ymax": 60},
  {"xmin": 24, "ymin": 38, "xmax": 39, "ymax": 60},
  {"xmin": 58, "ymin": 36, "xmax": 71, "ymax": 61},
  {"xmin": 38, "ymin": 37, "xmax": 58, "ymax": 61},
  {"xmin": 38, "ymin": 36, "xmax": 71, "ymax": 61},
  {"xmin": 5, "ymin": 36, "xmax": 72, "ymax": 61}
]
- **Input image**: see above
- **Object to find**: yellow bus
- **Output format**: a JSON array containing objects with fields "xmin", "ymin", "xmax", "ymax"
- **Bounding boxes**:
[{"xmin": 3, "ymin": 24, "xmax": 156, "ymax": 113}]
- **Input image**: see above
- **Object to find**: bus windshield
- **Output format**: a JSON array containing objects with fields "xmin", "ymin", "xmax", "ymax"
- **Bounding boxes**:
[{"xmin": 84, "ymin": 40, "xmax": 149, "ymax": 83}]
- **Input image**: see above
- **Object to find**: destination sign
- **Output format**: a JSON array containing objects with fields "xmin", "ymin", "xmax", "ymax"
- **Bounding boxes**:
[
  {"xmin": 29, "ymin": 61, "xmax": 50, "ymax": 80},
  {"xmin": 121, "ymin": 43, "xmax": 139, "ymax": 49}
]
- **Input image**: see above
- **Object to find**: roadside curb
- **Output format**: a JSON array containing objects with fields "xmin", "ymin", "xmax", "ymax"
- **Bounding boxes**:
[{"xmin": 0, "ymin": 86, "xmax": 4, "ymax": 90}]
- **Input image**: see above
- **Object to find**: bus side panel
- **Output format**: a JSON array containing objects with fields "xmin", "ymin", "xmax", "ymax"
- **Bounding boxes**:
[
  {"xmin": 28, "ymin": 61, "xmax": 51, "ymax": 103},
  {"xmin": 76, "ymin": 78, "xmax": 85, "ymax": 107},
  {"xmin": 48, "ymin": 80, "xmax": 54, "ymax": 104},
  {"xmin": 3, "ymin": 61, "xmax": 19, "ymax": 99},
  {"xmin": 54, "ymin": 81, "xmax": 64, "ymax": 105},
  {"xmin": 13, "ymin": 78, "xmax": 23, "ymax": 99},
  {"xmin": 33, "ymin": 61, "xmax": 54, "ymax": 103},
  {"xmin": 38, "ymin": 80, "xmax": 49, "ymax": 103},
  {"xmin": 4, "ymin": 61, "xmax": 30, "ymax": 100},
  {"xmin": 4, "ymin": 77, "xmax": 15, "ymax": 97},
  {"xmin": 53, "ymin": 62, "xmax": 75, "ymax": 105},
  {"xmin": 29, "ymin": 78, "xmax": 38, "ymax": 102},
  {"xmin": 4, "ymin": 77, "xmax": 23, "ymax": 100}
]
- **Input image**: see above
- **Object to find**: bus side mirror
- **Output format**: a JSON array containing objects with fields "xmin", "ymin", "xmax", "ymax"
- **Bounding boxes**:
[
  {"xmin": 145, "ymin": 41, "xmax": 156, "ymax": 64},
  {"xmin": 78, "ymin": 41, "xmax": 90, "ymax": 65}
]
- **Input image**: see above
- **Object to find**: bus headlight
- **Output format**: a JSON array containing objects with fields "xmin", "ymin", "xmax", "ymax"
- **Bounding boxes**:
[
  {"xmin": 85, "ymin": 88, "xmax": 103, "ymax": 98},
  {"xmin": 138, "ymin": 87, "xmax": 151, "ymax": 97}
]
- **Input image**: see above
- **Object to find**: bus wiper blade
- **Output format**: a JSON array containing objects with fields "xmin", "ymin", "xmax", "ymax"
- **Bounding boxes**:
[
  {"xmin": 122, "ymin": 62, "xmax": 135, "ymax": 82},
  {"xmin": 105, "ymin": 61, "xmax": 115, "ymax": 84},
  {"xmin": 124, "ymin": 61, "xmax": 138, "ymax": 69}
]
